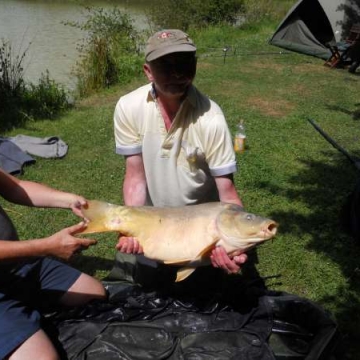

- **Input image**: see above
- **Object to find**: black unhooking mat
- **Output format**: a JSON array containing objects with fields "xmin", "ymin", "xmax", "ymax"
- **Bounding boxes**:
[{"xmin": 44, "ymin": 268, "xmax": 339, "ymax": 360}]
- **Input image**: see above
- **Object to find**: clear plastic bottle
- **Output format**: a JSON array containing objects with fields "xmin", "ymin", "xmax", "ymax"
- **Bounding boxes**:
[{"xmin": 234, "ymin": 120, "xmax": 246, "ymax": 153}]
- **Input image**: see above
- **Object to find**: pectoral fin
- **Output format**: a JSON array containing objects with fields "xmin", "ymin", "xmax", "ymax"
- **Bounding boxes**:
[
  {"xmin": 196, "ymin": 243, "xmax": 216, "ymax": 259},
  {"xmin": 164, "ymin": 258, "xmax": 193, "ymax": 266},
  {"xmin": 176, "ymin": 267, "xmax": 196, "ymax": 282},
  {"xmin": 164, "ymin": 243, "xmax": 216, "ymax": 267}
]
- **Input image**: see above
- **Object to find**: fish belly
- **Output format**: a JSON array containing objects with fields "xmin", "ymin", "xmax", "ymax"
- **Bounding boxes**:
[{"xmin": 139, "ymin": 216, "xmax": 217, "ymax": 262}]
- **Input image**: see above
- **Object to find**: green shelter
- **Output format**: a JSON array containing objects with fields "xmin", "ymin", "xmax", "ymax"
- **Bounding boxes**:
[{"xmin": 269, "ymin": 0, "xmax": 360, "ymax": 60}]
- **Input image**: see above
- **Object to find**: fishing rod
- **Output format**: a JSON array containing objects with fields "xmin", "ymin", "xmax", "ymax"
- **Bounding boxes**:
[{"xmin": 308, "ymin": 118, "xmax": 360, "ymax": 170}]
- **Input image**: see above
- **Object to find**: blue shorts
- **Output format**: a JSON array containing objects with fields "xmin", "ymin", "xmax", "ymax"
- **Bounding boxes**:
[{"xmin": 0, "ymin": 257, "xmax": 81, "ymax": 359}]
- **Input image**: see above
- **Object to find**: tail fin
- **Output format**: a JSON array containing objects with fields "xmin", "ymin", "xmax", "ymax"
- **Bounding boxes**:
[{"xmin": 80, "ymin": 200, "xmax": 120, "ymax": 234}]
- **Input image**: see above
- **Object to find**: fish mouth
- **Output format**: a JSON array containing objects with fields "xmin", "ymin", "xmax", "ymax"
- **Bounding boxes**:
[{"xmin": 261, "ymin": 222, "xmax": 278, "ymax": 238}]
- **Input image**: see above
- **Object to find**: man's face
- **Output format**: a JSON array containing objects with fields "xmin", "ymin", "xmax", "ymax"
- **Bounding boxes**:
[{"xmin": 144, "ymin": 52, "xmax": 197, "ymax": 98}]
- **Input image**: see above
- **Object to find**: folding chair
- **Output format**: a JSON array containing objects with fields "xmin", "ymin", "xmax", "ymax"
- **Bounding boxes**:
[{"xmin": 324, "ymin": 23, "xmax": 360, "ymax": 68}]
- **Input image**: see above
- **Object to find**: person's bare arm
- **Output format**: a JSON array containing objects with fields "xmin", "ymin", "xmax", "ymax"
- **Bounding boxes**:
[
  {"xmin": 211, "ymin": 174, "xmax": 247, "ymax": 273},
  {"xmin": 123, "ymin": 154, "xmax": 147, "ymax": 206},
  {"xmin": 116, "ymin": 154, "xmax": 147, "ymax": 252},
  {"xmin": 0, "ymin": 169, "xmax": 86, "ymax": 216},
  {"xmin": 0, "ymin": 222, "xmax": 97, "ymax": 262},
  {"xmin": 214, "ymin": 174, "xmax": 243, "ymax": 206}
]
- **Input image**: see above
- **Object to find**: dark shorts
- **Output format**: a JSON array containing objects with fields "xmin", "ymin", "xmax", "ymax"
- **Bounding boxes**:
[{"xmin": 0, "ymin": 257, "xmax": 81, "ymax": 359}]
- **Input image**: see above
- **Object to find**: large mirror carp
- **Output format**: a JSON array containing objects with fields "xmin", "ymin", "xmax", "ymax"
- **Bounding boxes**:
[{"xmin": 80, "ymin": 201, "xmax": 278, "ymax": 282}]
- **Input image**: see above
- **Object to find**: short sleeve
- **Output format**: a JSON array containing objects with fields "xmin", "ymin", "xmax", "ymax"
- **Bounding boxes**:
[
  {"xmin": 201, "ymin": 112, "xmax": 237, "ymax": 176},
  {"xmin": 114, "ymin": 97, "xmax": 142, "ymax": 156}
]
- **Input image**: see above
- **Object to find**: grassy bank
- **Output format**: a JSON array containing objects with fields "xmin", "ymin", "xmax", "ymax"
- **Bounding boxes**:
[{"xmin": 2, "ymin": 23, "xmax": 360, "ymax": 358}]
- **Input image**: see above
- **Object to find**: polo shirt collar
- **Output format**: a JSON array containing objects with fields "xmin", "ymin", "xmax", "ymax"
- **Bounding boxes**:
[{"xmin": 147, "ymin": 83, "xmax": 196, "ymax": 108}]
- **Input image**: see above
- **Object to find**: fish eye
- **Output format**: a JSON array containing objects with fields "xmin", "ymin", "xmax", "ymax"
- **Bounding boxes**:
[{"xmin": 245, "ymin": 214, "xmax": 254, "ymax": 221}]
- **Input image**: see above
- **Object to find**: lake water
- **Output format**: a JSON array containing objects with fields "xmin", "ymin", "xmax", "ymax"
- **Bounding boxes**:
[{"xmin": 0, "ymin": 0, "xmax": 149, "ymax": 90}]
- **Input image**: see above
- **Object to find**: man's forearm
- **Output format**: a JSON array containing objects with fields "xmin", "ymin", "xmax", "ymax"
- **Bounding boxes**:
[
  {"xmin": 123, "ymin": 177, "xmax": 147, "ymax": 206},
  {"xmin": 215, "ymin": 175, "xmax": 243, "ymax": 206},
  {"xmin": 11, "ymin": 181, "xmax": 77, "ymax": 209},
  {"xmin": 123, "ymin": 154, "xmax": 148, "ymax": 206},
  {"xmin": 0, "ymin": 239, "xmax": 48, "ymax": 261}
]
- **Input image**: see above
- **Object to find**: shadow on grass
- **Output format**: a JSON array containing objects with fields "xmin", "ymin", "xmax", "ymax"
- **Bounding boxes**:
[
  {"xmin": 326, "ymin": 103, "xmax": 360, "ymax": 121},
  {"xmin": 256, "ymin": 151, "xmax": 360, "ymax": 359}
]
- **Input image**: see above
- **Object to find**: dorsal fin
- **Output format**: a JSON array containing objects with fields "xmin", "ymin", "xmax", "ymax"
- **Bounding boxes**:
[
  {"xmin": 80, "ymin": 200, "xmax": 123, "ymax": 234},
  {"xmin": 176, "ymin": 267, "xmax": 196, "ymax": 282}
]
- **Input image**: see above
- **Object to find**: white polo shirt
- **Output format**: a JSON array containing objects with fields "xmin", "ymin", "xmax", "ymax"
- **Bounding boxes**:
[{"xmin": 114, "ymin": 83, "xmax": 237, "ymax": 207}]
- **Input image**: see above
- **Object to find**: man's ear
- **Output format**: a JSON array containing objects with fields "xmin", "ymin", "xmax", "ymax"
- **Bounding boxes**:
[{"xmin": 143, "ymin": 63, "xmax": 153, "ymax": 82}]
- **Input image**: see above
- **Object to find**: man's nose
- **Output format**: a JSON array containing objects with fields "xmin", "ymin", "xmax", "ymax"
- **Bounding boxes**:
[
  {"xmin": 169, "ymin": 65, "xmax": 188, "ymax": 77},
  {"xmin": 170, "ymin": 71, "xmax": 183, "ymax": 79}
]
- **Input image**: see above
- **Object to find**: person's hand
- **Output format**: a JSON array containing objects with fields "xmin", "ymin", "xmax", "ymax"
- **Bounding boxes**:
[
  {"xmin": 69, "ymin": 196, "xmax": 88, "ymax": 218},
  {"xmin": 210, "ymin": 246, "xmax": 247, "ymax": 274},
  {"xmin": 46, "ymin": 222, "xmax": 97, "ymax": 260},
  {"xmin": 116, "ymin": 236, "xmax": 143, "ymax": 254}
]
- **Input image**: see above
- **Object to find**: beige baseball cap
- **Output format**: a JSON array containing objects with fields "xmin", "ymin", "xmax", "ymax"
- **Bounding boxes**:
[{"xmin": 145, "ymin": 29, "xmax": 196, "ymax": 62}]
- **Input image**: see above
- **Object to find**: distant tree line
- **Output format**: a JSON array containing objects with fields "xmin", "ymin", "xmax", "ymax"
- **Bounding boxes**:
[{"xmin": 0, "ymin": 0, "xmax": 282, "ymax": 130}]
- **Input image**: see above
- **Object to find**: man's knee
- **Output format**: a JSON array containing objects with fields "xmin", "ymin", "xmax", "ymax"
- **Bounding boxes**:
[
  {"xmin": 60, "ymin": 273, "xmax": 107, "ymax": 307},
  {"xmin": 7, "ymin": 330, "xmax": 60, "ymax": 360}
]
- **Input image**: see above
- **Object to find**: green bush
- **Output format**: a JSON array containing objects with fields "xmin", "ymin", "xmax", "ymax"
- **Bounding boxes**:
[
  {"xmin": 0, "ymin": 40, "xmax": 70, "ymax": 131},
  {"xmin": 24, "ymin": 71, "xmax": 70, "ymax": 119},
  {"xmin": 0, "ymin": 40, "xmax": 27, "ymax": 129},
  {"xmin": 146, "ymin": 0, "xmax": 294, "ymax": 31},
  {"xmin": 241, "ymin": 0, "xmax": 294, "ymax": 26},
  {"xmin": 65, "ymin": 7, "xmax": 144, "ymax": 97},
  {"xmin": 147, "ymin": 0, "xmax": 245, "ymax": 30}
]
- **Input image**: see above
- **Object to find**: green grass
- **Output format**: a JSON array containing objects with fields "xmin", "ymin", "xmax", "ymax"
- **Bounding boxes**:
[{"xmin": 1, "ymin": 23, "xmax": 360, "ymax": 358}]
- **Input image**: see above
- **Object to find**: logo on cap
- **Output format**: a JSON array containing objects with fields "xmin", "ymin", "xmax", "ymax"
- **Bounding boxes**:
[{"xmin": 159, "ymin": 31, "xmax": 173, "ymax": 39}]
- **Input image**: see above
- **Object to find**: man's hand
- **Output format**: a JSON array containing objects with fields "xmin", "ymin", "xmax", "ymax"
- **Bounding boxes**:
[
  {"xmin": 69, "ymin": 196, "xmax": 88, "ymax": 218},
  {"xmin": 210, "ymin": 246, "xmax": 247, "ymax": 274},
  {"xmin": 46, "ymin": 222, "xmax": 97, "ymax": 260},
  {"xmin": 116, "ymin": 236, "xmax": 143, "ymax": 254}
]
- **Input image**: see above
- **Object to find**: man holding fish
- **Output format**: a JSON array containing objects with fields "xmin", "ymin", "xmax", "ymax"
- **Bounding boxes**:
[
  {"xmin": 0, "ymin": 168, "xmax": 106, "ymax": 360},
  {"xmin": 113, "ymin": 29, "xmax": 248, "ymax": 281}
]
